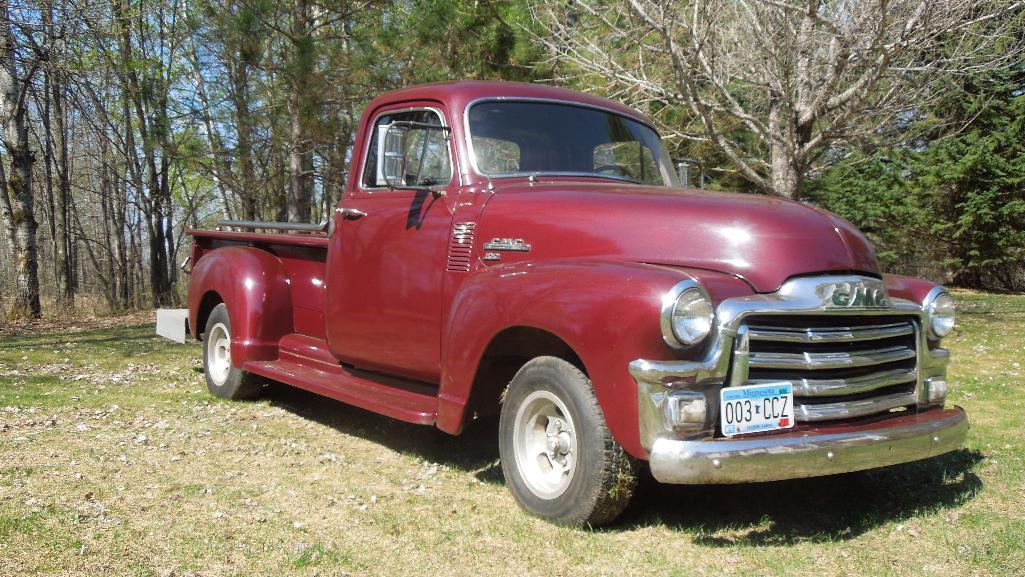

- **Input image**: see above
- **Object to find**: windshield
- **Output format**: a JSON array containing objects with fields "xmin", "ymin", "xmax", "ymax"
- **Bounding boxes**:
[{"xmin": 468, "ymin": 101, "xmax": 681, "ymax": 187}]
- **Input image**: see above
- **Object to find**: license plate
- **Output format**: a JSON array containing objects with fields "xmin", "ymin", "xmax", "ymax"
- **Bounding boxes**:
[{"xmin": 720, "ymin": 382, "xmax": 794, "ymax": 436}]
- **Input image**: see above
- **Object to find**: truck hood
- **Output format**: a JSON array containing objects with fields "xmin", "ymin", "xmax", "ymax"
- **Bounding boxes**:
[{"xmin": 476, "ymin": 182, "xmax": 879, "ymax": 293}]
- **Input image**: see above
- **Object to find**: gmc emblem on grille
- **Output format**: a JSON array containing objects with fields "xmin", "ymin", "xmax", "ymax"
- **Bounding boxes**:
[{"xmin": 821, "ymin": 281, "xmax": 889, "ymax": 308}]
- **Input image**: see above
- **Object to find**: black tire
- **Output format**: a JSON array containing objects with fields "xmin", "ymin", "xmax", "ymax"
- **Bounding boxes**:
[
  {"xmin": 499, "ymin": 356, "xmax": 637, "ymax": 527},
  {"xmin": 202, "ymin": 303, "xmax": 263, "ymax": 400}
]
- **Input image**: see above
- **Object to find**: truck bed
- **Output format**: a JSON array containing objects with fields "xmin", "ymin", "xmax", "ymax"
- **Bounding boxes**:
[{"xmin": 189, "ymin": 227, "xmax": 330, "ymax": 339}]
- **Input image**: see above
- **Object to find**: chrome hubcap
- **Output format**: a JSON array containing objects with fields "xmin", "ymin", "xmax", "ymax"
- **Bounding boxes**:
[
  {"xmin": 207, "ymin": 323, "xmax": 231, "ymax": 386},
  {"xmin": 513, "ymin": 390, "xmax": 577, "ymax": 499}
]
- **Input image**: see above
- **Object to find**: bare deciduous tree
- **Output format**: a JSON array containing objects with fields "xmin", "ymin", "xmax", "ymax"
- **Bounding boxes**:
[
  {"xmin": 43, "ymin": 0, "xmax": 74, "ymax": 309},
  {"xmin": 0, "ymin": 0, "xmax": 46, "ymax": 319},
  {"xmin": 536, "ymin": 0, "xmax": 1025, "ymax": 199}
]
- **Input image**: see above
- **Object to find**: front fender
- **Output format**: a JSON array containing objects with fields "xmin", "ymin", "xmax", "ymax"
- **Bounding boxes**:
[
  {"xmin": 437, "ymin": 259, "xmax": 752, "ymax": 458},
  {"xmin": 188, "ymin": 245, "xmax": 293, "ymax": 364},
  {"xmin": 883, "ymin": 273, "xmax": 943, "ymax": 305}
]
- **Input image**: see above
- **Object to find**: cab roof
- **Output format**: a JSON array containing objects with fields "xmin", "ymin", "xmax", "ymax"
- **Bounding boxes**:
[{"xmin": 364, "ymin": 80, "xmax": 653, "ymax": 128}]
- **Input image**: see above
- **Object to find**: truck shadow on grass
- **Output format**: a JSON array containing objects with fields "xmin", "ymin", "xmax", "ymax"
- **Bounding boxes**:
[
  {"xmin": 622, "ymin": 449, "xmax": 983, "ymax": 545},
  {"xmin": 262, "ymin": 382, "xmax": 505, "ymax": 479},
  {"xmin": 262, "ymin": 383, "xmax": 983, "ymax": 544}
]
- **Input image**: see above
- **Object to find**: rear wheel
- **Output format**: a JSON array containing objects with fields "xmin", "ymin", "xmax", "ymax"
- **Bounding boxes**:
[
  {"xmin": 499, "ymin": 356, "xmax": 637, "ymax": 526},
  {"xmin": 203, "ymin": 303, "xmax": 263, "ymax": 400}
]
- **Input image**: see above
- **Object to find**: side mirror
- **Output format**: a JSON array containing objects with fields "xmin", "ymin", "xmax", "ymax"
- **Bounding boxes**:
[
  {"xmin": 675, "ymin": 160, "xmax": 691, "ymax": 189},
  {"xmin": 377, "ymin": 121, "xmax": 452, "ymax": 196},
  {"xmin": 674, "ymin": 158, "xmax": 705, "ymax": 189}
]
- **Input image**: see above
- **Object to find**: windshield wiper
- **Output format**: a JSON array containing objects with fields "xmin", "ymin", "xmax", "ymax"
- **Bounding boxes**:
[
  {"xmin": 521, "ymin": 172, "xmax": 644, "ymax": 185},
  {"xmin": 583, "ymin": 173, "xmax": 642, "ymax": 185}
]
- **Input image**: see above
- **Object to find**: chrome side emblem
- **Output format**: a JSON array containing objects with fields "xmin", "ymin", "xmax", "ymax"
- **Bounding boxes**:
[
  {"xmin": 820, "ymin": 279, "xmax": 889, "ymax": 309},
  {"xmin": 483, "ymin": 238, "xmax": 531, "ymax": 252}
]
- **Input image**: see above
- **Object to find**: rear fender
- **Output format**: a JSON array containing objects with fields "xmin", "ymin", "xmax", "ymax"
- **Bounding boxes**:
[
  {"xmin": 436, "ymin": 260, "xmax": 752, "ymax": 458},
  {"xmin": 188, "ymin": 245, "xmax": 293, "ymax": 364}
]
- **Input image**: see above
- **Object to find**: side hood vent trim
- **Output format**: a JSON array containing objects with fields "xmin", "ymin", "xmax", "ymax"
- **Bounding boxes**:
[{"xmin": 446, "ymin": 222, "xmax": 476, "ymax": 272}]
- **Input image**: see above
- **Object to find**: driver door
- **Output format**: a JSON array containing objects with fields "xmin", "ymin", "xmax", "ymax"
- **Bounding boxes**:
[{"xmin": 324, "ymin": 105, "xmax": 456, "ymax": 384}]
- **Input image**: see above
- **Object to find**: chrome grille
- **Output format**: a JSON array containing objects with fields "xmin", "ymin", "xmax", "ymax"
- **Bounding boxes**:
[{"xmin": 740, "ymin": 315, "xmax": 919, "ymax": 422}]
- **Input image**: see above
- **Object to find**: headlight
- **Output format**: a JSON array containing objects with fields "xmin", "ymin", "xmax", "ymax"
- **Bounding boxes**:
[
  {"xmin": 661, "ymin": 280, "xmax": 714, "ymax": 348},
  {"xmin": 924, "ymin": 288, "xmax": 955, "ymax": 339}
]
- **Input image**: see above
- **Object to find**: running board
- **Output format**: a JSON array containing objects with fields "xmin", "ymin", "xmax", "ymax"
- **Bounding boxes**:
[{"xmin": 244, "ymin": 359, "xmax": 439, "ymax": 425}]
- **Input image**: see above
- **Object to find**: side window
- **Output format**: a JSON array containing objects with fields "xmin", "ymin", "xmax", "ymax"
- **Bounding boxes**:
[
  {"xmin": 593, "ymin": 141, "xmax": 662, "ymax": 185},
  {"xmin": 362, "ymin": 109, "xmax": 451, "ymax": 188}
]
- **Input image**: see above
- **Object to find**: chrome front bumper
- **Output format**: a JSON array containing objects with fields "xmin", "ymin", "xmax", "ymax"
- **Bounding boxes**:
[{"xmin": 649, "ymin": 407, "xmax": 968, "ymax": 484}]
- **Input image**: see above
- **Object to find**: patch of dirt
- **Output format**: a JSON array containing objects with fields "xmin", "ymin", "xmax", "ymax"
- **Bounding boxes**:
[{"xmin": 0, "ymin": 310, "xmax": 155, "ymax": 338}]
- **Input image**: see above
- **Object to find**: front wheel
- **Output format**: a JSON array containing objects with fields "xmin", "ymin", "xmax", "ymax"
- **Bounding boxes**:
[
  {"xmin": 203, "ymin": 303, "xmax": 263, "ymax": 400},
  {"xmin": 499, "ymin": 356, "xmax": 637, "ymax": 526}
]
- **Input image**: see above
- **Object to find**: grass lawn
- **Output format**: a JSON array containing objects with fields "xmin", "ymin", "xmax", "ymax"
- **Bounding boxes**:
[{"xmin": 1, "ymin": 292, "xmax": 1023, "ymax": 576}]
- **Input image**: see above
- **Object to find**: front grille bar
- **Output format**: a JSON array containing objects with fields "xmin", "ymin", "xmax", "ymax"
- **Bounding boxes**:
[
  {"xmin": 747, "ymin": 321, "xmax": 914, "ymax": 344},
  {"xmin": 748, "ymin": 367, "xmax": 918, "ymax": 397},
  {"xmin": 793, "ymin": 391, "xmax": 919, "ymax": 422},
  {"xmin": 748, "ymin": 345, "xmax": 917, "ymax": 371}
]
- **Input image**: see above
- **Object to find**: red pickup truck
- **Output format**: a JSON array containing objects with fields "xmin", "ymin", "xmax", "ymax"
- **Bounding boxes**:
[{"xmin": 162, "ymin": 81, "xmax": 968, "ymax": 526}]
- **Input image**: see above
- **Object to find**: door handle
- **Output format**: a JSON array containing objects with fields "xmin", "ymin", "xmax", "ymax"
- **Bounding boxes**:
[{"xmin": 336, "ymin": 207, "xmax": 367, "ymax": 220}]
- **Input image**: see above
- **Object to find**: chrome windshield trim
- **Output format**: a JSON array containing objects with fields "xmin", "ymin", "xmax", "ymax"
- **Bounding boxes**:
[{"xmin": 462, "ymin": 96, "xmax": 671, "ymax": 186}]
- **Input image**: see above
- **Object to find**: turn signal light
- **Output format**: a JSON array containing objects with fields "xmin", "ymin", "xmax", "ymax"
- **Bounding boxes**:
[
  {"xmin": 927, "ymin": 378, "xmax": 948, "ymax": 404},
  {"xmin": 664, "ymin": 391, "xmax": 708, "ymax": 430}
]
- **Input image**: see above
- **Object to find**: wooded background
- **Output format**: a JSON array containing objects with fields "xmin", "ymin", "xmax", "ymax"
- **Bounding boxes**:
[{"xmin": 0, "ymin": 0, "xmax": 1022, "ymax": 322}]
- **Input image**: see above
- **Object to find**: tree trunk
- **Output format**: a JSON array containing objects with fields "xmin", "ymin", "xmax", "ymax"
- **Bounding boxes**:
[
  {"xmin": 233, "ymin": 65, "xmax": 258, "ymax": 220},
  {"xmin": 286, "ymin": 0, "xmax": 314, "ymax": 223},
  {"xmin": 287, "ymin": 89, "xmax": 313, "ymax": 223},
  {"xmin": 0, "ymin": 150, "xmax": 15, "ymax": 300},
  {"xmin": 1, "ymin": 0, "xmax": 41, "ymax": 319},
  {"xmin": 130, "ymin": 205, "xmax": 145, "ymax": 309},
  {"xmin": 770, "ymin": 142, "xmax": 801, "ymax": 200},
  {"xmin": 52, "ymin": 65, "xmax": 73, "ymax": 308},
  {"xmin": 41, "ymin": 1, "xmax": 73, "ymax": 310},
  {"xmin": 0, "ymin": 150, "xmax": 12, "ymax": 245},
  {"xmin": 7, "ymin": 143, "xmax": 41, "ymax": 319},
  {"xmin": 161, "ymin": 149, "xmax": 176, "ymax": 292},
  {"xmin": 101, "ymin": 186, "xmax": 118, "ymax": 309},
  {"xmin": 112, "ymin": 168, "xmax": 130, "ymax": 310},
  {"xmin": 275, "ymin": 152, "xmax": 288, "ymax": 222},
  {"xmin": 41, "ymin": 66, "xmax": 59, "ymax": 298}
]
